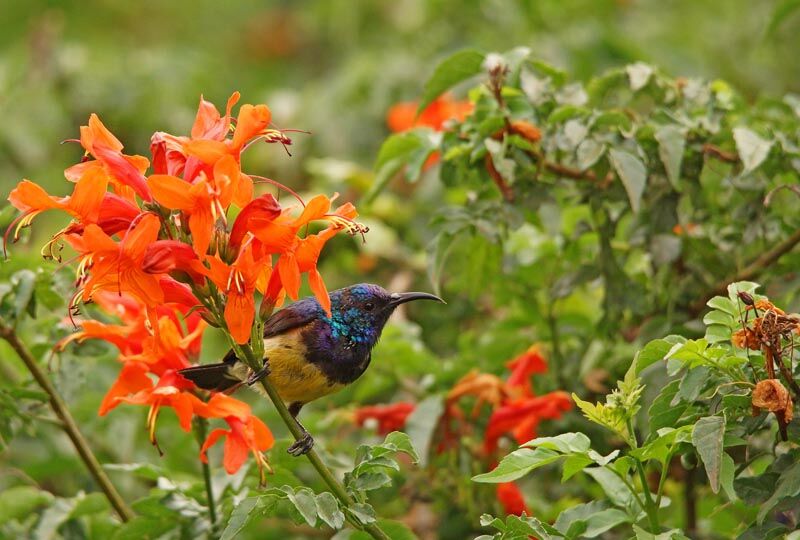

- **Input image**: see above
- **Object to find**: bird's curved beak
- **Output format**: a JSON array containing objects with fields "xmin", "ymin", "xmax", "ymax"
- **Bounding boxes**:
[{"xmin": 388, "ymin": 291, "xmax": 445, "ymax": 308}]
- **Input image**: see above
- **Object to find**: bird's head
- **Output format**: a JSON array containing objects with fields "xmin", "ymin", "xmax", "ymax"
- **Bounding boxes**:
[{"xmin": 327, "ymin": 283, "xmax": 444, "ymax": 346}]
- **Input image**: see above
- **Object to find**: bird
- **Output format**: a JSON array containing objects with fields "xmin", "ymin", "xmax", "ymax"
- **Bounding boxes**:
[{"xmin": 179, "ymin": 283, "xmax": 444, "ymax": 456}]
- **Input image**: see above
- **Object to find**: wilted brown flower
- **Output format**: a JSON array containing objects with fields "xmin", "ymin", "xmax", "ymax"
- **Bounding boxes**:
[
  {"xmin": 752, "ymin": 379, "xmax": 794, "ymax": 424},
  {"xmin": 731, "ymin": 327, "xmax": 761, "ymax": 350}
]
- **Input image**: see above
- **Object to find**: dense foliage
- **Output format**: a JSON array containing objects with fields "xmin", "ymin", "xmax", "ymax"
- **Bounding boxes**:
[{"xmin": 3, "ymin": 3, "xmax": 800, "ymax": 540}]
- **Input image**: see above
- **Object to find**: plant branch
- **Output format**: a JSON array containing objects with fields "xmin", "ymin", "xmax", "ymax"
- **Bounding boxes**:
[
  {"xmin": 689, "ymin": 227, "xmax": 800, "ymax": 315},
  {"xmin": 0, "ymin": 320, "xmax": 134, "ymax": 522}
]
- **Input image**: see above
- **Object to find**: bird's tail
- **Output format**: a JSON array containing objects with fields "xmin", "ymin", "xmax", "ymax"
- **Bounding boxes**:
[{"xmin": 178, "ymin": 351, "xmax": 240, "ymax": 392}]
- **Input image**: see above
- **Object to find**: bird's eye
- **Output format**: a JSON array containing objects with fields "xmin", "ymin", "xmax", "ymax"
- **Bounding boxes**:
[{"xmin": 364, "ymin": 301, "xmax": 375, "ymax": 311}]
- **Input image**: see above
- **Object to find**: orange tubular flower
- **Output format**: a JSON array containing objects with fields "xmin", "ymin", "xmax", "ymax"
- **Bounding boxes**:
[
  {"xmin": 122, "ymin": 315, "xmax": 207, "ymax": 375},
  {"xmin": 198, "ymin": 393, "xmax": 274, "ymax": 483},
  {"xmin": 258, "ymin": 197, "xmax": 361, "ymax": 314},
  {"xmin": 183, "ymin": 101, "xmax": 272, "ymax": 166},
  {"xmin": 72, "ymin": 213, "xmax": 164, "ymax": 307},
  {"xmin": 67, "ymin": 114, "xmax": 152, "ymax": 202},
  {"xmin": 354, "ymin": 402, "xmax": 416, "ymax": 435},
  {"xmin": 205, "ymin": 242, "xmax": 270, "ymax": 344},
  {"xmin": 107, "ymin": 369, "xmax": 204, "ymax": 452},
  {"xmin": 387, "ymin": 94, "xmax": 473, "ymax": 133}
]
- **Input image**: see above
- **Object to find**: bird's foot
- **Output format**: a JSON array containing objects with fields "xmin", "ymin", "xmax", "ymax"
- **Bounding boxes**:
[
  {"xmin": 246, "ymin": 364, "xmax": 270, "ymax": 386},
  {"xmin": 287, "ymin": 432, "xmax": 314, "ymax": 456}
]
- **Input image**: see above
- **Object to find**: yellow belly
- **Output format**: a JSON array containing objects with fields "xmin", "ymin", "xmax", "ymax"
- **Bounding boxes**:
[{"xmin": 234, "ymin": 331, "xmax": 344, "ymax": 405}]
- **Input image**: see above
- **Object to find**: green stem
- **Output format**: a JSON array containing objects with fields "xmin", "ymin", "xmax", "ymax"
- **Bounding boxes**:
[
  {"xmin": 231, "ymin": 341, "xmax": 390, "ymax": 540},
  {"xmin": 654, "ymin": 459, "xmax": 670, "ymax": 510},
  {"xmin": 195, "ymin": 418, "xmax": 218, "ymax": 534},
  {"xmin": 627, "ymin": 418, "xmax": 660, "ymax": 533},
  {"xmin": 603, "ymin": 464, "xmax": 648, "ymax": 515},
  {"xmin": 0, "ymin": 320, "xmax": 134, "ymax": 522}
]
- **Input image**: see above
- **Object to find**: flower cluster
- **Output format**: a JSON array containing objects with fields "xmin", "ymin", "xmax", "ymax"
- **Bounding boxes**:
[
  {"xmin": 353, "ymin": 345, "xmax": 572, "ymax": 517},
  {"xmin": 7, "ymin": 93, "xmax": 362, "ymax": 481}
]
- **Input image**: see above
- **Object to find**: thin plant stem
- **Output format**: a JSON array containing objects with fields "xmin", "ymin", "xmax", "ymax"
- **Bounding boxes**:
[
  {"xmin": 195, "ymin": 417, "xmax": 218, "ymax": 533},
  {"xmin": 0, "ymin": 319, "xmax": 134, "ymax": 522}
]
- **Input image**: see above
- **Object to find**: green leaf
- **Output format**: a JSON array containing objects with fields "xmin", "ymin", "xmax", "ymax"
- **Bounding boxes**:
[
  {"xmin": 348, "ymin": 502, "xmax": 377, "ymax": 524},
  {"xmin": 315, "ymin": 492, "xmax": 345, "ymax": 530},
  {"xmin": 522, "ymin": 432, "xmax": 591, "ymax": 453},
  {"xmin": 221, "ymin": 497, "xmax": 261, "ymax": 540},
  {"xmin": 648, "ymin": 380, "xmax": 688, "ymax": 435},
  {"xmin": 768, "ymin": 0, "xmax": 800, "ymax": 35},
  {"xmin": 758, "ymin": 461, "xmax": 800, "ymax": 523},
  {"xmin": 405, "ymin": 395, "xmax": 444, "ymax": 467},
  {"xmin": 561, "ymin": 454, "xmax": 594, "ymax": 482},
  {"xmin": 707, "ymin": 296, "xmax": 738, "ymax": 316},
  {"xmin": 608, "ymin": 149, "xmax": 647, "ymax": 213},
  {"xmin": 654, "ymin": 125, "xmax": 686, "ymax": 189},
  {"xmin": 472, "ymin": 447, "xmax": 562, "ymax": 483},
  {"xmin": 112, "ymin": 516, "xmax": 175, "ymax": 540},
  {"xmin": 692, "ymin": 416, "xmax": 725, "ymax": 493},
  {"xmin": 635, "ymin": 339, "xmax": 672, "ymax": 374},
  {"xmin": 282, "ymin": 486, "xmax": 318, "ymax": 527},
  {"xmin": 104, "ymin": 462, "xmax": 165, "ymax": 481},
  {"xmin": 584, "ymin": 467, "xmax": 637, "ymax": 510},
  {"xmin": 12, "ymin": 269, "xmax": 37, "ymax": 320},
  {"xmin": 383, "ymin": 431, "xmax": 420, "ymax": 463},
  {"xmin": 0, "ymin": 486, "xmax": 53, "ymax": 525},
  {"xmin": 554, "ymin": 501, "xmax": 630, "ymax": 538},
  {"xmin": 418, "ymin": 50, "xmax": 485, "ymax": 112},
  {"xmin": 348, "ymin": 519, "xmax": 419, "ymax": 540},
  {"xmin": 733, "ymin": 127, "xmax": 772, "ymax": 173}
]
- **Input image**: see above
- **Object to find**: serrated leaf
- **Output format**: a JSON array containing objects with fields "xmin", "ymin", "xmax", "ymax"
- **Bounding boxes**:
[
  {"xmin": 561, "ymin": 454, "xmax": 593, "ymax": 481},
  {"xmin": 692, "ymin": 416, "xmax": 725, "ymax": 493},
  {"xmin": 733, "ymin": 127, "xmax": 772, "ymax": 173},
  {"xmin": 609, "ymin": 149, "xmax": 647, "ymax": 213},
  {"xmin": 419, "ymin": 50, "xmax": 485, "ymax": 112}
]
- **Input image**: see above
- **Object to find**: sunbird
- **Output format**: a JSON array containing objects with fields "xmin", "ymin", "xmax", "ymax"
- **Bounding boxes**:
[{"xmin": 179, "ymin": 283, "xmax": 443, "ymax": 455}]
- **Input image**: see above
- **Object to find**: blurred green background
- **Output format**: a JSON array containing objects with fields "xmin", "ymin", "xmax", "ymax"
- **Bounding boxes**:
[
  {"xmin": 2, "ymin": 0, "xmax": 798, "ymax": 199},
  {"xmin": 1, "ymin": 1, "xmax": 799, "ymax": 537}
]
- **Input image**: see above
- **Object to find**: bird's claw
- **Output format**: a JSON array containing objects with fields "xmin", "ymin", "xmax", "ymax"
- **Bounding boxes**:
[
  {"xmin": 287, "ymin": 432, "xmax": 314, "ymax": 456},
  {"xmin": 246, "ymin": 364, "xmax": 270, "ymax": 386}
]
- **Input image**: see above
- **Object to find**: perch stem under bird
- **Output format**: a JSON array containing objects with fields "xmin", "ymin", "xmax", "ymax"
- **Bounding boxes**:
[{"xmin": 180, "ymin": 284, "xmax": 444, "ymax": 455}]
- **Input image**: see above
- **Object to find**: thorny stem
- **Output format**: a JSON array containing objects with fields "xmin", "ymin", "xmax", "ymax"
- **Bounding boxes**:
[
  {"xmin": 194, "ymin": 418, "xmax": 218, "ymax": 533},
  {"xmin": 0, "ymin": 319, "xmax": 134, "ymax": 522}
]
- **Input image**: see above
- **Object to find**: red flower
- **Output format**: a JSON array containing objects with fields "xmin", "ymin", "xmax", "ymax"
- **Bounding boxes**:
[
  {"xmin": 506, "ymin": 345, "xmax": 548, "ymax": 397},
  {"xmin": 484, "ymin": 392, "xmax": 573, "ymax": 453},
  {"xmin": 497, "ymin": 482, "xmax": 529, "ymax": 516},
  {"xmin": 354, "ymin": 402, "xmax": 416, "ymax": 435}
]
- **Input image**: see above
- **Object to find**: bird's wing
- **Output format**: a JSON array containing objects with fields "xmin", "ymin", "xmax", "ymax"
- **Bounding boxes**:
[{"xmin": 263, "ymin": 299, "xmax": 320, "ymax": 337}]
